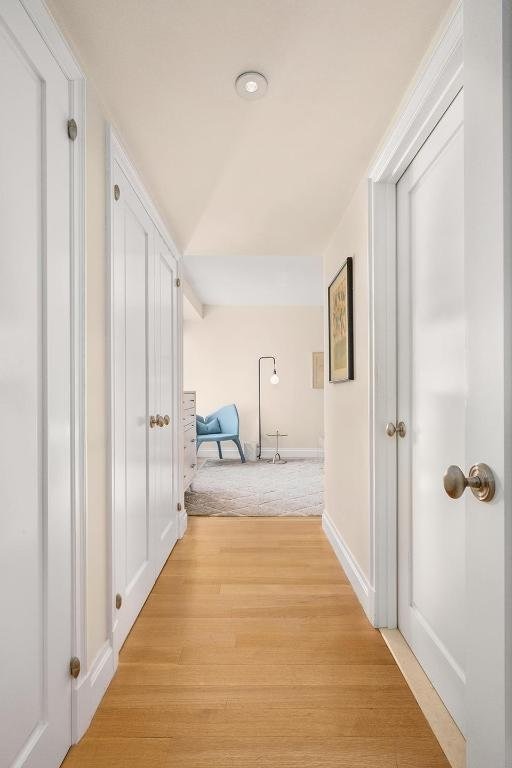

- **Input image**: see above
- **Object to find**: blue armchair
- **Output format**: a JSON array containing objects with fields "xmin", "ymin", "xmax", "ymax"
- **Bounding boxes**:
[{"xmin": 196, "ymin": 404, "xmax": 246, "ymax": 463}]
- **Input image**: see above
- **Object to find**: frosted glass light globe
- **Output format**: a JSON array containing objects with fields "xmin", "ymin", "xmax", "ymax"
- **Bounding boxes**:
[{"xmin": 270, "ymin": 373, "xmax": 279, "ymax": 385}]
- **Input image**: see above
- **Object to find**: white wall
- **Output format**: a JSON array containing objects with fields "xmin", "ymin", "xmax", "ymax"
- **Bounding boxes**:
[
  {"xmin": 321, "ymin": 5, "xmax": 459, "ymax": 600},
  {"xmin": 323, "ymin": 180, "xmax": 370, "ymax": 577},
  {"xmin": 184, "ymin": 305, "xmax": 324, "ymax": 456}
]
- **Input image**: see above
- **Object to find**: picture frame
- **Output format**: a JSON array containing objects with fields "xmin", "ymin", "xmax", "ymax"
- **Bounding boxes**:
[
  {"xmin": 312, "ymin": 351, "xmax": 324, "ymax": 389},
  {"xmin": 328, "ymin": 256, "xmax": 354, "ymax": 382}
]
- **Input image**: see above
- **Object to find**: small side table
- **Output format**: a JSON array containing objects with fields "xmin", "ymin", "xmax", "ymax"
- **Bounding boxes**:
[{"xmin": 266, "ymin": 430, "xmax": 288, "ymax": 464}]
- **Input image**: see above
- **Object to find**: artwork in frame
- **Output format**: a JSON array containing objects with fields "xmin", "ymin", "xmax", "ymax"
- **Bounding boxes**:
[
  {"xmin": 328, "ymin": 256, "xmax": 354, "ymax": 382},
  {"xmin": 312, "ymin": 351, "xmax": 324, "ymax": 389}
]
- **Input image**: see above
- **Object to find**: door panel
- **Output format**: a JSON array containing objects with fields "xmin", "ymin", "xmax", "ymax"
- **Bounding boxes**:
[
  {"xmin": 0, "ymin": 3, "xmax": 72, "ymax": 766},
  {"xmin": 154, "ymin": 234, "xmax": 178, "ymax": 570},
  {"xmin": 112, "ymin": 166, "xmax": 156, "ymax": 650},
  {"xmin": 397, "ymin": 91, "xmax": 465, "ymax": 732},
  {"xmin": 125, "ymin": 208, "xmax": 150, "ymax": 587}
]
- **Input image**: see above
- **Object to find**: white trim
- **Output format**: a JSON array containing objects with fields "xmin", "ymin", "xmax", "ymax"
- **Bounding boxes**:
[
  {"xmin": 72, "ymin": 641, "xmax": 115, "ymax": 741},
  {"xmin": 322, "ymin": 511, "xmax": 375, "ymax": 623},
  {"xmin": 177, "ymin": 261, "xmax": 186, "ymax": 523},
  {"xmin": 178, "ymin": 510, "xmax": 188, "ymax": 538},
  {"xmin": 21, "ymin": 0, "xmax": 84, "ymax": 80},
  {"xmin": 196, "ymin": 447, "xmax": 324, "ymax": 460},
  {"xmin": 107, "ymin": 127, "xmax": 181, "ymax": 260},
  {"xmin": 20, "ymin": 0, "xmax": 88, "ymax": 746},
  {"xmin": 368, "ymin": 1, "xmax": 463, "ymax": 629},
  {"xmin": 369, "ymin": 4, "xmax": 463, "ymax": 183}
]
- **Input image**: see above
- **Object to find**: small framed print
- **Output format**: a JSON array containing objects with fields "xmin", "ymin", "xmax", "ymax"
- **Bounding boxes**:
[
  {"xmin": 312, "ymin": 351, "xmax": 324, "ymax": 389},
  {"xmin": 328, "ymin": 257, "xmax": 354, "ymax": 383}
]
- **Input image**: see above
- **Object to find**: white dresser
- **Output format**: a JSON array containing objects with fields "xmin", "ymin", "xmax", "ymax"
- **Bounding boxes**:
[{"xmin": 183, "ymin": 391, "xmax": 197, "ymax": 491}]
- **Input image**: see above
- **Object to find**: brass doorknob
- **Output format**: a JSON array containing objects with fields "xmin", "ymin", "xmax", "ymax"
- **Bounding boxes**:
[
  {"xmin": 150, "ymin": 414, "xmax": 164, "ymax": 428},
  {"xmin": 443, "ymin": 463, "xmax": 495, "ymax": 502},
  {"xmin": 386, "ymin": 421, "xmax": 406, "ymax": 438},
  {"xmin": 163, "ymin": 414, "xmax": 170, "ymax": 426}
]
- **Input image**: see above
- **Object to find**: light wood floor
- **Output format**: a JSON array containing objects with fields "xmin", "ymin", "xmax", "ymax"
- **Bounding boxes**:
[{"xmin": 63, "ymin": 518, "xmax": 450, "ymax": 767}]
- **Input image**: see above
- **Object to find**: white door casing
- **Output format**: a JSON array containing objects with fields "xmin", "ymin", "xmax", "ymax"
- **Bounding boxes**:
[
  {"xmin": 396, "ymin": 91, "xmax": 465, "ymax": 732},
  {"xmin": 0, "ymin": 0, "xmax": 85, "ymax": 764}
]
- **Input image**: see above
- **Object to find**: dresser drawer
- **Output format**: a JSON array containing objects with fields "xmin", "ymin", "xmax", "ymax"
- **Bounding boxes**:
[
  {"xmin": 182, "ymin": 393, "xmax": 196, "ymax": 409},
  {"xmin": 183, "ymin": 466, "xmax": 195, "ymax": 492},
  {"xmin": 183, "ymin": 451, "xmax": 197, "ymax": 477},
  {"xmin": 184, "ymin": 426, "xmax": 196, "ymax": 446},
  {"xmin": 183, "ymin": 413, "xmax": 196, "ymax": 430}
]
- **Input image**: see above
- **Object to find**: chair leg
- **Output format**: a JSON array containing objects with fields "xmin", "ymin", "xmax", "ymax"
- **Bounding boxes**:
[
  {"xmin": 234, "ymin": 438, "xmax": 246, "ymax": 463},
  {"xmin": 217, "ymin": 441, "xmax": 223, "ymax": 459}
]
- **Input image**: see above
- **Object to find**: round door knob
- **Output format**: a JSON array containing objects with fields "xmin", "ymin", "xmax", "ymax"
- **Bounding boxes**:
[
  {"xmin": 443, "ymin": 463, "xmax": 495, "ymax": 502},
  {"xmin": 149, "ymin": 415, "xmax": 158, "ymax": 428},
  {"xmin": 386, "ymin": 421, "xmax": 406, "ymax": 438},
  {"xmin": 163, "ymin": 414, "xmax": 170, "ymax": 426},
  {"xmin": 156, "ymin": 414, "xmax": 165, "ymax": 428}
]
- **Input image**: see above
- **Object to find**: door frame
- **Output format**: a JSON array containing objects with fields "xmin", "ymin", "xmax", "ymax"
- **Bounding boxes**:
[
  {"xmin": 368, "ymin": 1, "xmax": 463, "ymax": 629},
  {"xmin": 107, "ymin": 127, "xmax": 184, "ymax": 665},
  {"xmin": 369, "ymin": 1, "xmax": 512, "ymax": 764},
  {"xmin": 16, "ymin": 0, "xmax": 87, "ymax": 745}
]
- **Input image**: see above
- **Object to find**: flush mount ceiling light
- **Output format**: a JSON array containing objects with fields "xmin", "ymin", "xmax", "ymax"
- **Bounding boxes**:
[{"xmin": 235, "ymin": 71, "xmax": 268, "ymax": 100}]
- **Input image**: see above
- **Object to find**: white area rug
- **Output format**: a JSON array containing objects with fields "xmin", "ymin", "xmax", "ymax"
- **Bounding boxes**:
[{"xmin": 185, "ymin": 458, "xmax": 323, "ymax": 517}]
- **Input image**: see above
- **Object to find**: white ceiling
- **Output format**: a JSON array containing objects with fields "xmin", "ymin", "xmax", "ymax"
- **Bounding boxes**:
[
  {"xmin": 183, "ymin": 255, "xmax": 322, "ymax": 306},
  {"xmin": 48, "ymin": 0, "xmax": 451, "ymax": 258}
]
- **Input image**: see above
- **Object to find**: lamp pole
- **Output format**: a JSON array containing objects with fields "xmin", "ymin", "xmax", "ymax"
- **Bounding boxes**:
[{"xmin": 258, "ymin": 356, "xmax": 277, "ymax": 460}]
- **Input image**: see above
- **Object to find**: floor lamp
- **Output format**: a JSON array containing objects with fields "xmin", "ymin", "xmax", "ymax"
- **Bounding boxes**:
[{"xmin": 258, "ymin": 356, "xmax": 280, "ymax": 460}]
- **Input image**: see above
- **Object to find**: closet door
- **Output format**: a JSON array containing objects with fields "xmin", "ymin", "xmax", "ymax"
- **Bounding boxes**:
[
  {"xmin": 112, "ymin": 165, "xmax": 156, "ymax": 652},
  {"xmin": 0, "ymin": 4, "xmax": 73, "ymax": 765},
  {"xmin": 154, "ymin": 232, "xmax": 179, "ymax": 570}
]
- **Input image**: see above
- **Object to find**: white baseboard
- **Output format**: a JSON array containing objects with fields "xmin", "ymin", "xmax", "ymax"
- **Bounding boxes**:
[
  {"xmin": 72, "ymin": 640, "xmax": 115, "ymax": 742},
  {"xmin": 197, "ymin": 446, "xmax": 324, "ymax": 460},
  {"xmin": 178, "ymin": 509, "xmax": 187, "ymax": 537},
  {"xmin": 322, "ymin": 510, "xmax": 375, "ymax": 625}
]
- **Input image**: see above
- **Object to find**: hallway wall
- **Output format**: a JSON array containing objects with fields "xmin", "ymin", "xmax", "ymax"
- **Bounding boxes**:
[
  {"xmin": 320, "ymin": 6, "xmax": 455, "ymax": 610},
  {"xmin": 322, "ymin": 180, "xmax": 370, "ymax": 579},
  {"xmin": 184, "ymin": 305, "xmax": 324, "ymax": 456}
]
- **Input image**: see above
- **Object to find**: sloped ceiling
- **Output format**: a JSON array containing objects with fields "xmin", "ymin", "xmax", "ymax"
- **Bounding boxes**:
[{"xmin": 48, "ymin": 0, "xmax": 451, "ymax": 257}]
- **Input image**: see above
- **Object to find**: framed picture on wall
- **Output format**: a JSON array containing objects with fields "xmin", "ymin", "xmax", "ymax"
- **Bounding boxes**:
[
  {"xmin": 328, "ymin": 256, "xmax": 354, "ymax": 382},
  {"xmin": 312, "ymin": 351, "xmax": 324, "ymax": 389}
]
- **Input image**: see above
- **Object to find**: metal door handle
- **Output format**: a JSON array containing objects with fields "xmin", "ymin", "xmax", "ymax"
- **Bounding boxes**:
[
  {"xmin": 443, "ymin": 463, "xmax": 495, "ymax": 502},
  {"xmin": 163, "ymin": 414, "xmax": 170, "ymax": 426},
  {"xmin": 386, "ymin": 421, "xmax": 406, "ymax": 438},
  {"xmin": 150, "ymin": 414, "xmax": 165, "ymax": 428}
]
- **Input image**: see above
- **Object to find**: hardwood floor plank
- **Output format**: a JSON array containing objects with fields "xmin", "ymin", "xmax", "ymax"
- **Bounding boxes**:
[
  {"xmin": 63, "ymin": 517, "xmax": 449, "ymax": 768},
  {"xmin": 87, "ymin": 704, "xmax": 432, "ymax": 739}
]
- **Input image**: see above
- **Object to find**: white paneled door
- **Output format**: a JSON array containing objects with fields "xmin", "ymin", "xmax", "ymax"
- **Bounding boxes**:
[
  {"xmin": 154, "ymin": 232, "xmax": 179, "ymax": 573},
  {"xmin": 397, "ymin": 92, "xmax": 466, "ymax": 732},
  {"xmin": 112, "ymin": 166, "xmax": 157, "ymax": 650},
  {"xmin": 111, "ymin": 154, "xmax": 179, "ymax": 654},
  {"xmin": 0, "ymin": 3, "xmax": 73, "ymax": 767}
]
